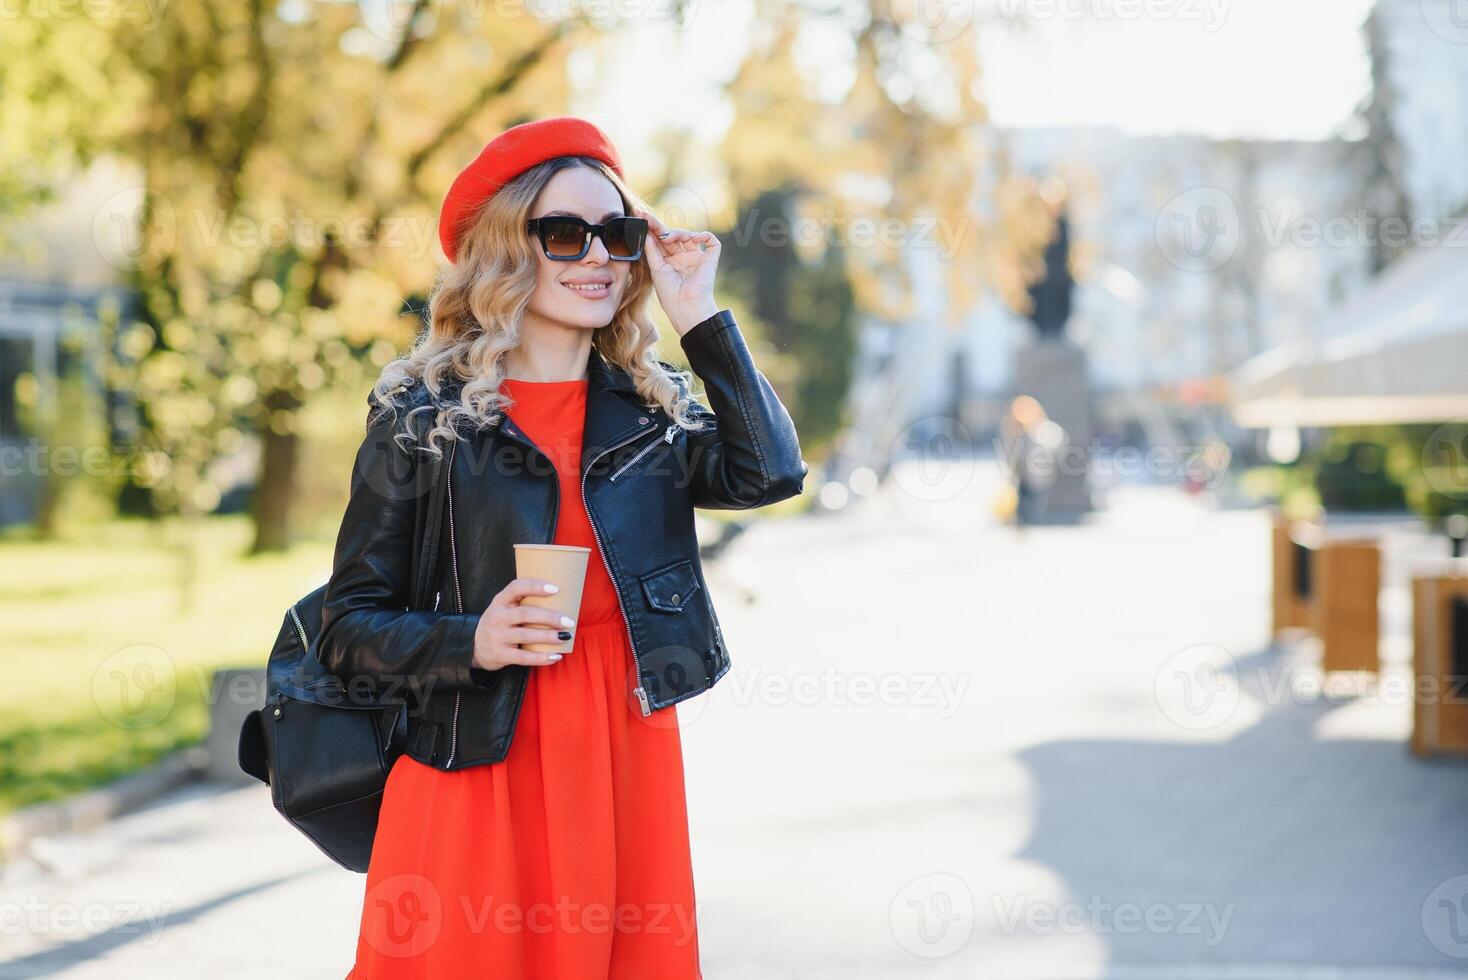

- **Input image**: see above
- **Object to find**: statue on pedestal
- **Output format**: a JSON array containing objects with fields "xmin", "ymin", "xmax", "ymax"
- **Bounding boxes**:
[{"xmin": 1008, "ymin": 177, "xmax": 1093, "ymax": 523}]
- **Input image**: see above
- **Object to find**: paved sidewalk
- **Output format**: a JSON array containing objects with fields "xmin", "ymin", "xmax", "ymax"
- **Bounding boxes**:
[{"xmin": 6, "ymin": 465, "xmax": 1468, "ymax": 977}]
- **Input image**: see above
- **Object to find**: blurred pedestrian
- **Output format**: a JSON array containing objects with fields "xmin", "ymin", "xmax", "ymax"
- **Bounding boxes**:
[{"xmin": 1000, "ymin": 395, "xmax": 1065, "ymax": 527}]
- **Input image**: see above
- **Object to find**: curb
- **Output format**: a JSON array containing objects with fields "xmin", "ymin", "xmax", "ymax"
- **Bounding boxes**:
[{"xmin": 0, "ymin": 745, "xmax": 211, "ymax": 862}]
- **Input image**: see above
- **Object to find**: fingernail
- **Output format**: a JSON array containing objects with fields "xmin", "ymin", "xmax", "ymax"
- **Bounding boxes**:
[
  {"xmin": 557, "ymin": 631, "xmax": 572, "ymax": 640},
  {"xmin": 544, "ymin": 583, "xmax": 559, "ymax": 593},
  {"xmin": 548, "ymin": 653, "xmax": 563, "ymax": 661},
  {"xmin": 560, "ymin": 616, "xmax": 575, "ymax": 627}
]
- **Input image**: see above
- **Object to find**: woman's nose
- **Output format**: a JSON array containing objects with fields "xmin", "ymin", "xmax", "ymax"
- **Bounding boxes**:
[{"xmin": 581, "ymin": 234, "xmax": 611, "ymax": 265}]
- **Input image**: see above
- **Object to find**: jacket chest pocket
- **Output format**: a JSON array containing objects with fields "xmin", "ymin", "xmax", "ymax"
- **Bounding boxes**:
[{"xmin": 638, "ymin": 558, "xmax": 701, "ymax": 613}]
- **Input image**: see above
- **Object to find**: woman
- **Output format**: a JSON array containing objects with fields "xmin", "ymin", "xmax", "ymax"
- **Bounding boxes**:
[{"xmin": 320, "ymin": 117, "xmax": 807, "ymax": 978}]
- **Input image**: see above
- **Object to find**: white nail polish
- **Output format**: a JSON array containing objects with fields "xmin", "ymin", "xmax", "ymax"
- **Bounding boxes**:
[
  {"xmin": 544, "ymin": 583, "xmax": 559, "ymax": 593},
  {"xmin": 548, "ymin": 653, "xmax": 563, "ymax": 661},
  {"xmin": 561, "ymin": 616, "xmax": 575, "ymax": 627}
]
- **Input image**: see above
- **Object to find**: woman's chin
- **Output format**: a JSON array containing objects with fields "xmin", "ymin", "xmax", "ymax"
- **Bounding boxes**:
[{"xmin": 553, "ymin": 300, "xmax": 617, "ymax": 329}]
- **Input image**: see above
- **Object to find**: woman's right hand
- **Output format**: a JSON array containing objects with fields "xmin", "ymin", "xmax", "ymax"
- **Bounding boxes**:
[{"xmin": 472, "ymin": 578, "xmax": 576, "ymax": 671}]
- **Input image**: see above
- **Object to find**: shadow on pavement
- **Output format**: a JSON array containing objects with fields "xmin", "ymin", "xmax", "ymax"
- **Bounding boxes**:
[{"xmin": 1010, "ymin": 644, "xmax": 1468, "ymax": 974}]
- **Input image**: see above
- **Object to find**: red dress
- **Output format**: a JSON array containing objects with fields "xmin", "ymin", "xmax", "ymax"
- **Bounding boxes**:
[{"xmin": 345, "ymin": 376, "xmax": 703, "ymax": 979}]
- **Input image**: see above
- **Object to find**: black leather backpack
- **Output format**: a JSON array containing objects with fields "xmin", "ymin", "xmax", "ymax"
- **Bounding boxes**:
[{"xmin": 238, "ymin": 404, "xmax": 449, "ymax": 873}]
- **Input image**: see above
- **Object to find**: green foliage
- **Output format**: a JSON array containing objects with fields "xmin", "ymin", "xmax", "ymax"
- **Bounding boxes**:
[
  {"xmin": 1256, "ymin": 424, "xmax": 1468, "ymax": 522},
  {"xmin": 1315, "ymin": 438, "xmax": 1405, "ymax": 511},
  {"xmin": 0, "ymin": 514, "xmax": 334, "ymax": 817},
  {"xmin": 716, "ymin": 188, "xmax": 857, "ymax": 455}
]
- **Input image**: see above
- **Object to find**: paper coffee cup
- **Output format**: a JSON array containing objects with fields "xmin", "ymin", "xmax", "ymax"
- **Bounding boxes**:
[{"xmin": 513, "ymin": 544, "xmax": 591, "ymax": 653}]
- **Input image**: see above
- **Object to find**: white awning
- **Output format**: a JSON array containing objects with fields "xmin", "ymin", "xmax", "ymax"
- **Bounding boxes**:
[{"xmin": 1231, "ymin": 244, "xmax": 1468, "ymax": 427}]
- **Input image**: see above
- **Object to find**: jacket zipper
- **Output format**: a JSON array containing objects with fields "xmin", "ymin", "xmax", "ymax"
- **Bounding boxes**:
[
  {"xmin": 584, "ymin": 422, "xmax": 662, "ymax": 715},
  {"xmin": 443, "ymin": 417, "xmax": 661, "ymax": 768},
  {"xmin": 444, "ymin": 421, "xmax": 561, "ymax": 766},
  {"xmin": 608, "ymin": 425, "xmax": 672, "ymax": 482},
  {"xmin": 444, "ymin": 438, "xmax": 463, "ymax": 767}
]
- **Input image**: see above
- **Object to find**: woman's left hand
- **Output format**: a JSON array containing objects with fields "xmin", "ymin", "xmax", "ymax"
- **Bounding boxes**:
[{"xmin": 636, "ymin": 207, "xmax": 722, "ymax": 337}]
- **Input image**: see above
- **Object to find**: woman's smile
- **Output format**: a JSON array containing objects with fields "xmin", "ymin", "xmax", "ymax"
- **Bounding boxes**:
[{"xmin": 562, "ymin": 278, "xmax": 612, "ymax": 299}]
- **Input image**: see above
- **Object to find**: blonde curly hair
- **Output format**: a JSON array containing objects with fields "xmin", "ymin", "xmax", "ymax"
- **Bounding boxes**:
[{"xmin": 369, "ymin": 155, "xmax": 705, "ymax": 459}]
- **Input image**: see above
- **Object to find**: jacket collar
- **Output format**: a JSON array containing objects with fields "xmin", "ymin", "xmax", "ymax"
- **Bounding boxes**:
[
  {"xmin": 582, "ymin": 345, "xmax": 659, "ymax": 460},
  {"xmin": 435, "ymin": 344, "xmax": 654, "ymax": 463}
]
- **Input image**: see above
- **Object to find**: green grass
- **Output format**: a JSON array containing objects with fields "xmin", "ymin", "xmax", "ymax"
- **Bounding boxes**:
[
  {"xmin": 0, "ymin": 516, "xmax": 335, "ymax": 816},
  {"xmin": 0, "ymin": 480, "xmax": 813, "ymax": 819}
]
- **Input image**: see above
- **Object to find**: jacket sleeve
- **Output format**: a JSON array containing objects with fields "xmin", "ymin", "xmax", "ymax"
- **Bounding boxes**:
[
  {"xmin": 674, "ymin": 308, "xmax": 809, "ymax": 510},
  {"xmin": 312, "ymin": 390, "xmax": 482, "ymax": 701}
]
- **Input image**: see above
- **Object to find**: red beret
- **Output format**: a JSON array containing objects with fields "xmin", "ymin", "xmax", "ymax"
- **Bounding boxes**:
[{"xmin": 438, "ymin": 116, "xmax": 626, "ymax": 264}]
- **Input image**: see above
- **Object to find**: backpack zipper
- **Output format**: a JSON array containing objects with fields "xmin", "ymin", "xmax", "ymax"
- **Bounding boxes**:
[{"xmin": 288, "ymin": 604, "xmax": 310, "ymax": 651}]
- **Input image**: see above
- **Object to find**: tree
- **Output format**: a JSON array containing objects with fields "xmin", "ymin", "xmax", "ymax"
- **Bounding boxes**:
[
  {"xmin": 716, "ymin": 0, "xmax": 1047, "ymax": 447},
  {"xmin": 10, "ymin": 1, "xmax": 629, "ymax": 552}
]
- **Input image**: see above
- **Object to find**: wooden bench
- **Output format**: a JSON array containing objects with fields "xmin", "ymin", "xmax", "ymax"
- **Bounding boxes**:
[
  {"xmin": 1272, "ymin": 512, "xmax": 1381, "ymax": 673},
  {"xmin": 1411, "ymin": 570, "xmax": 1468, "ymax": 758}
]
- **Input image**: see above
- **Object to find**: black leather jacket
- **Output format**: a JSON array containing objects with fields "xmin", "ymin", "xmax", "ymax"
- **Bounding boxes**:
[{"xmin": 313, "ymin": 308, "xmax": 808, "ymax": 770}]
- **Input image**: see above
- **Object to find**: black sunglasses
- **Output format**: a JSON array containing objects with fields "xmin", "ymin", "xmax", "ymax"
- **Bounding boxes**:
[{"xmin": 526, "ymin": 214, "xmax": 649, "ymax": 261}]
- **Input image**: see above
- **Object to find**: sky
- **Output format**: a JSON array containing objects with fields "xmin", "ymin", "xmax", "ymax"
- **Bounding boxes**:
[
  {"xmin": 976, "ymin": 0, "xmax": 1380, "ymax": 139},
  {"xmin": 581, "ymin": 0, "xmax": 1381, "ymax": 151}
]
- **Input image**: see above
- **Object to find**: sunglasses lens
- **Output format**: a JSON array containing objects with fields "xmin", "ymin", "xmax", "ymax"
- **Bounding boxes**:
[
  {"xmin": 605, "ymin": 217, "xmax": 647, "ymax": 258},
  {"xmin": 541, "ymin": 217, "xmax": 587, "ymax": 257},
  {"xmin": 533, "ymin": 215, "xmax": 648, "ymax": 259}
]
